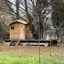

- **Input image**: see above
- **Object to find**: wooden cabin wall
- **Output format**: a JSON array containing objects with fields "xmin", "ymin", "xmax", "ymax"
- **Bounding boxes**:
[
  {"xmin": 10, "ymin": 22, "xmax": 33, "ymax": 40},
  {"xmin": 25, "ymin": 25, "xmax": 33, "ymax": 39},
  {"xmin": 10, "ymin": 23, "xmax": 20, "ymax": 40},
  {"xmin": 20, "ymin": 24, "xmax": 25, "ymax": 39}
]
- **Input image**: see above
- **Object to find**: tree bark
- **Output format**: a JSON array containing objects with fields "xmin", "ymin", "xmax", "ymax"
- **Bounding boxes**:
[{"xmin": 16, "ymin": 0, "xmax": 19, "ymax": 19}]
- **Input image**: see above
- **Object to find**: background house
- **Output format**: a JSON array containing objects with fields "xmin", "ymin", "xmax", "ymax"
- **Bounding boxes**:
[{"xmin": 9, "ymin": 20, "xmax": 33, "ymax": 40}]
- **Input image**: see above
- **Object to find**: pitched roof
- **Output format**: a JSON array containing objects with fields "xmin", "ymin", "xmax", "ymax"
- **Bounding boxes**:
[{"xmin": 9, "ymin": 19, "xmax": 28, "ymax": 25}]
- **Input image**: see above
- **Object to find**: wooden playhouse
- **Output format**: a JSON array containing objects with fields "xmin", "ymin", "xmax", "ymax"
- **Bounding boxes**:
[{"xmin": 9, "ymin": 20, "xmax": 33, "ymax": 40}]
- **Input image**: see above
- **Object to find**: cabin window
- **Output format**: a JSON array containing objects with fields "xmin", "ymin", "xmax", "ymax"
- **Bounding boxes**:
[{"xmin": 11, "ymin": 26, "xmax": 14, "ymax": 30}]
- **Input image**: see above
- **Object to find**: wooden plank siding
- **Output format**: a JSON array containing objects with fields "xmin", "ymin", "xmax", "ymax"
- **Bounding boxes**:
[
  {"xmin": 10, "ymin": 20, "xmax": 33, "ymax": 40},
  {"xmin": 25, "ymin": 25, "xmax": 33, "ymax": 39},
  {"xmin": 20, "ymin": 24, "xmax": 25, "ymax": 39},
  {"xmin": 10, "ymin": 23, "xmax": 20, "ymax": 40}
]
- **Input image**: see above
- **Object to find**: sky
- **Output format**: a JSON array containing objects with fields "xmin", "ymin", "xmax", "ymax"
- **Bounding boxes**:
[
  {"xmin": 10, "ymin": 0, "xmax": 14, "ymax": 2},
  {"xmin": 10, "ymin": 0, "xmax": 15, "ymax": 4}
]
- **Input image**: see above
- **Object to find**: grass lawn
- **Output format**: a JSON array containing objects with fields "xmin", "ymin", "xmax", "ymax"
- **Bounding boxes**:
[
  {"xmin": 0, "ymin": 53, "xmax": 64, "ymax": 64},
  {"xmin": 0, "ymin": 46, "xmax": 64, "ymax": 64}
]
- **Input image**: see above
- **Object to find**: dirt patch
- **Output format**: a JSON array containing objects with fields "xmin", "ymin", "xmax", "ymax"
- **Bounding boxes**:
[{"xmin": 0, "ymin": 45, "xmax": 62, "ymax": 56}]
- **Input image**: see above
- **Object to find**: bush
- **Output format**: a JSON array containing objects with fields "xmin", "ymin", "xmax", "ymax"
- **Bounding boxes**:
[{"xmin": 0, "ymin": 22, "xmax": 9, "ymax": 40}]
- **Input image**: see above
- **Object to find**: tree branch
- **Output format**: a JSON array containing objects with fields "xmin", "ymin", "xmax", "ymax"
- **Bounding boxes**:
[
  {"xmin": 3, "ymin": 0, "xmax": 28, "ymax": 22},
  {"xmin": 0, "ymin": 17, "xmax": 9, "ymax": 30}
]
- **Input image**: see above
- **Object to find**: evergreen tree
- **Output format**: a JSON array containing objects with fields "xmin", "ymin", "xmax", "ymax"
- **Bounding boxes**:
[
  {"xmin": 51, "ymin": 0, "xmax": 64, "ymax": 27},
  {"xmin": 0, "ymin": 22, "xmax": 9, "ymax": 40}
]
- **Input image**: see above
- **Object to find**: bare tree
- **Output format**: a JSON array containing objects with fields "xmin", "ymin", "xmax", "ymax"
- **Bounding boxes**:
[
  {"xmin": 0, "ymin": 0, "xmax": 13, "ymax": 28},
  {"xmin": 3, "ymin": 0, "xmax": 51, "ymax": 39}
]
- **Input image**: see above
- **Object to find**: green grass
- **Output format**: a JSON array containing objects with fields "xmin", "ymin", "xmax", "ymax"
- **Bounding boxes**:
[{"xmin": 0, "ymin": 53, "xmax": 64, "ymax": 64}]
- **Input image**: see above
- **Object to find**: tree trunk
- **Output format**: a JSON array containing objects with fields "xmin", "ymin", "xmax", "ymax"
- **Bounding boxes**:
[{"xmin": 16, "ymin": 0, "xmax": 19, "ymax": 19}]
